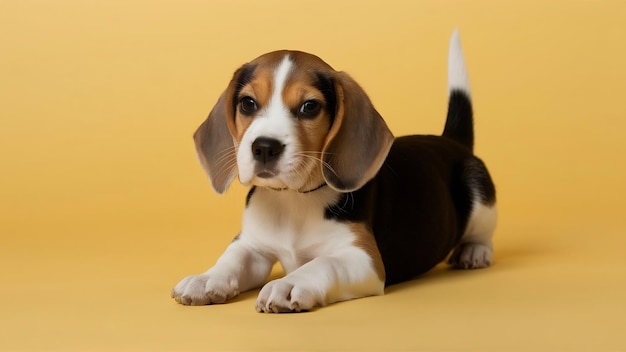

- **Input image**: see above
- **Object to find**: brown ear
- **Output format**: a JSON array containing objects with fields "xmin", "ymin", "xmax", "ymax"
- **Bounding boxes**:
[
  {"xmin": 322, "ymin": 72, "xmax": 394, "ymax": 192},
  {"xmin": 194, "ymin": 91, "xmax": 238, "ymax": 194}
]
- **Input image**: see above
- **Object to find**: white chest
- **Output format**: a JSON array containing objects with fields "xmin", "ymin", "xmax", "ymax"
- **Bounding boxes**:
[{"xmin": 241, "ymin": 187, "xmax": 354, "ymax": 273}]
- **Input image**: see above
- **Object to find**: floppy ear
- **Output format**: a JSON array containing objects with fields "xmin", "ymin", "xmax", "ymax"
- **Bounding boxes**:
[
  {"xmin": 194, "ymin": 91, "xmax": 238, "ymax": 194},
  {"xmin": 322, "ymin": 72, "xmax": 394, "ymax": 192}
]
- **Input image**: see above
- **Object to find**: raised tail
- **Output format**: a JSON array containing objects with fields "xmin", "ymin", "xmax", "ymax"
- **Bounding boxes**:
[{"xmin": 442, "ymin": 29, "xmax": 474, "ymax": 151}]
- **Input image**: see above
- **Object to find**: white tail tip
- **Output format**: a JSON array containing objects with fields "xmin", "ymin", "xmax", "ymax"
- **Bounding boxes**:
[{"xmin": 448, "ymin": 28, "xmax": 470, "ymax": 96}]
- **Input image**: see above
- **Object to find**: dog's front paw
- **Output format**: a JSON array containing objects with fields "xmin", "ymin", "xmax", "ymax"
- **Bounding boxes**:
[
  {"xmin": 255, "ymin": 279, "xmax": 320, "ymax": 313},
  {"xmin": 171, "ymin": 274, "xmax": 239, "ymax": 306},
  {"xmin": 448, "ymin": 242, "xmax": 493, "ymax": 269}
]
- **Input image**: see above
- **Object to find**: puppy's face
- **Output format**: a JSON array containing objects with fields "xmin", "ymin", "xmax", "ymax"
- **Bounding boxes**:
[
  {"xmin": 195, "ymin": 50, "xmax": 394, "ymax": 194},
  {"xmin": 231, "ymin": 52, "xmax": 336, "ymax": 190}
]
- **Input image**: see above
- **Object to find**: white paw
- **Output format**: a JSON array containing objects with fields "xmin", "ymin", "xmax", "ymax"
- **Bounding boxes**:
[
  {"xmin": 171, "ymin": 274, "xmax": 239, "ymax": 306},
  {"xmin": 448, "ymin": 242, "xmax": 493, "ymax": 269},
  {"xmin": 255, "ymin": 279, "xmax": 320, "ymax": 313}
]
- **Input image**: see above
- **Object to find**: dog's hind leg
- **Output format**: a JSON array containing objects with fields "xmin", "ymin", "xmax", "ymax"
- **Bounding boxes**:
[
  {"xmin": 449, "ymin": 157, "xmax": 497, "ymax": 269},
  {"xmin": 449, "ymin": 202, "xmax": 497, "ymax": 269}
]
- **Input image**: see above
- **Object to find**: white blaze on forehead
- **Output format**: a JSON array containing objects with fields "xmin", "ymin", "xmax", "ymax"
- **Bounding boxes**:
[
  {"xmin": 256, "ymin": 54, "xmax": 294, "ymax": 138},
  {"xmin": 274, "ymin": 54, "xmax": 294, "ymax": 94},
  {"xmin": 267, "ymin": 54, "xmax": 294, "ymax": 117}
]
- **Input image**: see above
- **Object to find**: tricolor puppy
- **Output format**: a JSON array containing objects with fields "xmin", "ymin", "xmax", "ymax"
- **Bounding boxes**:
[{"xmin": 172, "ymin": 30, "xmax": 497, "ymax": 312}]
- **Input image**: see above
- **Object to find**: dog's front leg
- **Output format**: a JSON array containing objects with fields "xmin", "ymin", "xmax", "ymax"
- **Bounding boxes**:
[
  {"xmin": 255, "ymin": 247, "xmax": 384, "ymax": 313},
  {"xmin": 172, "ymin": 238, "xmax": 275, "ymax": 306}
]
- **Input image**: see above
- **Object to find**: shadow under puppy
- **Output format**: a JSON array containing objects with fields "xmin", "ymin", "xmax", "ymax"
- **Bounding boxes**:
[{"xmin": 172, "ymin": 30, "xmax": 497, "ymax": 313}]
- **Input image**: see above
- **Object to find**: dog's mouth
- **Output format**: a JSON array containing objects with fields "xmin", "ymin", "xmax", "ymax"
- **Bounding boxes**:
[
  {"xmin": 253, "ymin": 165, "xmax": 284, "ymax": 183},
  {"xmin": 256, "ymin": 170, "xmax": 276, "ymax": 179},
  {"xmin": 250, "ymin": 168, "xmax": 290, "ymax": 190}
]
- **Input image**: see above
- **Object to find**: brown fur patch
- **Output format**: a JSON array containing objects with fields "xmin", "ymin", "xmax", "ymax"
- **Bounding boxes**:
[
  {"xmin": 232, "ymin": 67, "xmax": 274, "ymax": 142},
  {"xmin": 283, "ymin": 78, "xmax": 331, "ymax": 158},
  {"xmin": 349, "ymin": 223, "xmax": 386, "ymax": 281}
]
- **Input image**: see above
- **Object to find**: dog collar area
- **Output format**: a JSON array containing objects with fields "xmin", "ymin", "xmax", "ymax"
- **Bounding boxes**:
[{"xmin": 267, "ymin": 183, "xmax": 328, "ymax": 194}]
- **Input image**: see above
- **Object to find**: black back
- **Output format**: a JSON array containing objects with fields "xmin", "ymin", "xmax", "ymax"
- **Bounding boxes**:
[{"xmin": 326, "ymin": 135, "xmax": 476, "ymax": 285}]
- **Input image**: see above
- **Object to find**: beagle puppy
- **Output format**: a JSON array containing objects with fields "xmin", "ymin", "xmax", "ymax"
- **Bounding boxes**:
[{"xmin": 172, "ymin": 30, "xmax": 497, "ymax": 313}]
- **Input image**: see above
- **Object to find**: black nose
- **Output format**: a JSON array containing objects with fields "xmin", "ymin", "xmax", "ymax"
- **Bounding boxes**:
[{"xmin": 251, "ymin": 137, "xmax": 285, "ymax": 164}]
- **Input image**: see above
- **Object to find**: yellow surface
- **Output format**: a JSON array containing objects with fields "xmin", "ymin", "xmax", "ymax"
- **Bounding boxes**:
[{"xmin": 1, "ymin": 1, "xmax": 625, "ymax": 351}]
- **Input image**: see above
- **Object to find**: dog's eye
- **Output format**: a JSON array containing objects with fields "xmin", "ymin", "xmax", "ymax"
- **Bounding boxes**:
[
  {"xmin": 298, "ymin": 100, "xmax": 321, "ymax": 118},
  {"xmin": 239, "ymin": 97, "xmax": 258, "ymax": 115}
]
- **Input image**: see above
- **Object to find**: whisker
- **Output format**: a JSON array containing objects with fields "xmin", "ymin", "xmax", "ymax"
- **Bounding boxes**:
[
  {"xmin": 211, "ymin": 147, "xmax": 238, "ymax": 176},
  {"xmin": 293, "ymin": 151, "xmax": 340, "ymax": 180},
  {"xmin": 292, "ymin": 164, "xmax": 308, "ymax": 189},
  {"xmin": 213, "ymin": 149, "xmax": 236, "ymax": 168},
  {"xmin": 211, "ymin": 147, "xmax": 237, "ymax": 167}
]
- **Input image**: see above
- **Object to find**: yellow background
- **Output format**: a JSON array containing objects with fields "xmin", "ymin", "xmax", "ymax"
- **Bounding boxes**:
[{"xmin": 1, "ymin": 0, "xmax": 625, "ymax": 350}]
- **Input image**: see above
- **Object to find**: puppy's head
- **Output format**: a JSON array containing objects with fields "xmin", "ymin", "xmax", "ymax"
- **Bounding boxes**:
[{"xmin": 194, "ymin": 51, "xmax": 394, "ymax": 193}]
